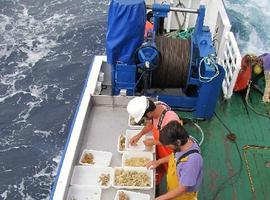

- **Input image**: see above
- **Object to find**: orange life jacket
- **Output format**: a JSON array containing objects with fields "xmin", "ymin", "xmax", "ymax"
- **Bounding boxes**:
[
  {"xmin": 144, "ymin": 21, "xmax": 153, "ymax": 38},
  {"xmin": 234, "ymin": 55, "xmax": 252, "ymax": 91}
]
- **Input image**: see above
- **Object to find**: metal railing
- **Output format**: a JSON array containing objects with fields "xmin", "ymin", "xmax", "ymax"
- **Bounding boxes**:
[{"xmin": 219, "ymin": 32, "xmax": 241, "ymax": 98}]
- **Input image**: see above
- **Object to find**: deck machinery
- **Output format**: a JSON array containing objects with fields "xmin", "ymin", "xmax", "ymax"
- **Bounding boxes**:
[{"xmin": 106, "ymin": 0, "xmax": 225, "ymax": 119}]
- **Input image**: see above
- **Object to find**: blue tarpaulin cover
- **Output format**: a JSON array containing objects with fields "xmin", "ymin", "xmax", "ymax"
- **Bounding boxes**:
[{"xmin": 106, "ymin": 0, "xmax": 146, "ymax": 65}]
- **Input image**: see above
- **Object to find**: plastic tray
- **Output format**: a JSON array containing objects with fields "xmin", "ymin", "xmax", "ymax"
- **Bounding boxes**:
[
  {"xmin": 79, "ymin": 149, "xmax": 112, "ymax": 166},
  {"xmin": 144, "ymin": 135, "xmax": 156, "ymax": 154},
  {"xmin": 117, "ymin": 134, "xmax": 126, "ymax": 154},
  {"xmin": 114, "ymin": 190, "xmax": 150, "ymax": 200},
  {"xmin": 71, "ymin": 166, "xmax": 113, "ymax": 189},
  {"xmin": 125, "ymin": 129, "xmax": 146, "ymax": 151},
  {"xmin": 122, "ymin": 152, "xmax": 153, "ymax": 167},
  {"xmin": 128, "ymin": 115, "xmax": 145, "ymax": 129},
  {"xmin": 67, "ymin": 185, "xmax": 101, "ymax": 200},
  {"xmin": 112, "ymin": 167, "xmax": 153, "ymax": 190}
]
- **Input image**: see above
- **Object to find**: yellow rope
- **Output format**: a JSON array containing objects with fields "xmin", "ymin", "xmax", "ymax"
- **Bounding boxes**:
[{"xmin": 242, "ymin": 145, "xmax": 270, "ymax": 199}]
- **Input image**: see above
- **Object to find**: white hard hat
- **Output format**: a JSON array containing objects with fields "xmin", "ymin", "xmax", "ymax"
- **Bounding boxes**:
[{"xmin": 127, "ymin": 96, "xmax": 148, "ymax": 123}]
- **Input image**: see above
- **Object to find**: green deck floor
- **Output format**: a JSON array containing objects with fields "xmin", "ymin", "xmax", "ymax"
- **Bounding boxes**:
[{"xmin": 179, "ymin": 90, "xmax": 270, "ymax": 200}]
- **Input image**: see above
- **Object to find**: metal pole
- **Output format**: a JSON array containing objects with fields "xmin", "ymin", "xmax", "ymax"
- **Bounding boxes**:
[{"xmin": 146, "ymin": 5, "xmax": 198, "ymax": 14}]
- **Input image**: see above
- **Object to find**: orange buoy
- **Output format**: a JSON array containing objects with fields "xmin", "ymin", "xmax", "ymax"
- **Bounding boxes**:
[{"xmin": 234, "ymin": 55, "xmax": 252, "ymax": 91}]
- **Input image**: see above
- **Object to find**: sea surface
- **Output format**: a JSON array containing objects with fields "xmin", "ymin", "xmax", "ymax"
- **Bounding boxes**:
[{"xmin": 0, "ymin": 0, "xmax": 268, "ymax": 199}]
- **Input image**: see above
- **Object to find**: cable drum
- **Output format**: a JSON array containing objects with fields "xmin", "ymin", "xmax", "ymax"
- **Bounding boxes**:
[{"xmin": 152, "ymin": 36, "xmax": 191, "ymax": 88}]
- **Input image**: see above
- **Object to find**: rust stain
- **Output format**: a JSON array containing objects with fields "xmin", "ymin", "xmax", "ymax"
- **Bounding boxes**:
[
  {"xmin": 208, "ymin": 168, "xmax": 219, "ymax": 191},
  {"xmin": 223, "ymin": 138, "xmax": 238, "ymax": 200}
]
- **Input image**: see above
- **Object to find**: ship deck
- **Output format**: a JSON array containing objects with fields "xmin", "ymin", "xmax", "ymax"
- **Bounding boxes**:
[
  {"xmin": 179, "ymin": 90, "xmax": 270, "ymax": 200},
  {"xmin": 63, "ymin": 82, "xmax": 269, "ymax": 199}
]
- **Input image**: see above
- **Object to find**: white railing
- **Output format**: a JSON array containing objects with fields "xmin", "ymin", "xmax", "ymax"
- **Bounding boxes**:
[
  {"xmin": 203, "ymin": 0, "xmax": 241, "ymax": 99},
  {"xmin": 218, "ymin": 32, "xmax": 241, "ymax": 99}
]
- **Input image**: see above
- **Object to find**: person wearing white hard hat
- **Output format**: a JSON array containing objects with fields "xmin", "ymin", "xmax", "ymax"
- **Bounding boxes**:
[{"xmin": 127, "ymin": 96, "xmax": 183, "ymax": 185}]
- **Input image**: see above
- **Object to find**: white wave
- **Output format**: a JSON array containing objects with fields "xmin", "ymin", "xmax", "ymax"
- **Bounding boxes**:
[
  {"xmin": 0, "ymin": 3, "xmax": 73, "ymax": 105},
  {"xmin": 242, "ymin": 29, "xmax": 266, "ymax": 55},
  {"xmin": 0, "ymin": 14, "xmax": 13, "ymax": 59},
  {"xmin": 29, "ymin": 84, "xmax": 48, "ymax": 100},
  {"xmin": 9, "ymin": 84, "xmax": 48, "ymax": 123},
  {"xmin": 56, "ymin": 88, "xmax": 68, "ymax": 100},
  {"xmin": 32, "ymin": 151, "xmax": 62, "ymax": 178},
  {"xmin": 58, "ymin": 123, "xmax": 67, "ymax": 134},
  {"xmin": 0, "ymin": 145, "xmax": 31, "ymax": 153},
  {"xmin": 33, "ymin": 166, "xmax": 51, "ymax": 179},
  {"xmin": 18, "ymin": 37, "xmax": 57, "ymax": 67},
  {"xmin": 33, "ymin": 152, "xmax": 62, "ymax": 199},
  {"xmin": 52, "ymin": 151, "xmax": 63, "ymax": 177},
  {"xmin": 16, "ymin": 178, "xmax": 35, "ymax": 200},
  {"xmin": 0, "ymin": 14, "xmax": 11, "ymax": 33},
  {"xmin": 0, "ymin": 190, "xmax": 8, "ymax": 199},
  {"xmin": 225, "ymin": 0, "xmax": 270, "ymax": 55},
  {"xmin": 16, "ymin": 101, "xmax": 42, "ymax": 124},
  {"xmin": 34, "ymin": 130, "xmax": 52, "ymax": 138},
  {"xmin": 0, "ymin": 132, "xmax": 15, "ymax": 147},
  {"xmin": 249, "ymin": 0, "xmax": 270, "ymax": 12},
  {"xmin": 0, "ymin": 90, "xmax": 27, "ymax": 103},
  {"xmin": 3, "ymin": 151, "xmax": 63, "ymax": 200},
  {"xmin": 0, "ymin": 0, "xmax": 105, "ymax": 199},
  {"xmin": 0, "ymin": 5, "xmax": 57, "ymax": 62}
]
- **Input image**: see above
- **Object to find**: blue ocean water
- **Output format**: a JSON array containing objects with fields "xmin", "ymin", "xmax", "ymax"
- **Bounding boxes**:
[
  {"xmin": 224, "ymin": 0, "xmax": 270, "ymax": 55},
  {"xmin": 0, "ymin": 0, "xmax": 268, "ymax": 199},
  {"xmin": 0, "ymin": 0, "xmax": 108, "ymax": 199}
]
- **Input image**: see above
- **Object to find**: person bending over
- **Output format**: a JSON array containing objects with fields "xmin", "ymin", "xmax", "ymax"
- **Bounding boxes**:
[{"xmin": 147, "ymin": 120, "xmax": 203, "ymax": 200}]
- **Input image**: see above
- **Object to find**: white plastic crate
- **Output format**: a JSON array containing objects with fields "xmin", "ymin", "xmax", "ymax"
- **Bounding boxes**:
[
  {"xmin": 144, "ymin": 135, "xmax": 156, "ymax": 154},
  {"xmin": 117, "ymin": 134, "xmax": 126, "ymax": 154},
  {"xmin": 122, "ymin": 152, "xmax": 153, "ymax": 167},
  {"xmin": 112, "ymin": 167, "xmax": 153, "ymax": 190},
  {"xmin": 71, "ymin": 166, "xmax": 113, "ymax": 189},
  {"xmin": 114, "ymin": 190, "xmax": 150, "ymax": 200},
  {"xmin": 67, "ymin": 186, "xmax": 101, "ymax": 200},
  {"xmin": 125, "ymin": 129, "xmax": 146, "ymax": 151},
  {"xmin": 79, "ymin": 149, "xmax": 112, "ymax": 166},
  {"xmin": 128, "ymin": 115, "xmax": 146, "ymax": 129}
]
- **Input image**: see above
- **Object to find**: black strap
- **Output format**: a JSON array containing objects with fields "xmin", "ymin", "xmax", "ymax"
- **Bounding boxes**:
[
  {"xmin": 156, "ymin": 101, "xmax": 171, "ymax": 131},
  {"xmin": 157, "ymin": 109, "xmax": 168, "ymax": 131},
  {"xmin": 176, "ymin": 149, "xmax": 200, "ymax": 165}
]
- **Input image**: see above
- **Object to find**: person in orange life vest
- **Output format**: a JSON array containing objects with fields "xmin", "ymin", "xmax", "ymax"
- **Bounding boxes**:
[
  {"xmin": 145, "ymin": 20, "xmax": 153, "ymax": 38},
  {"xmin": 127, "ymin": 96, "xmax": 183, "ymax": 184},
  {"xmin": 147, "ymin": 121, "xmax": 203, "ymax": 200},
  {"xmin": 145, "ymin": 11, "xmax": 154, "ymax": 39}
]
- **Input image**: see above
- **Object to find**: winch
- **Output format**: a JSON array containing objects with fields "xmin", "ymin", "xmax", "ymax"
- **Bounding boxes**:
[{"xmin": 106, "ymin": 0, "xmax": 225, "ymax": 119}]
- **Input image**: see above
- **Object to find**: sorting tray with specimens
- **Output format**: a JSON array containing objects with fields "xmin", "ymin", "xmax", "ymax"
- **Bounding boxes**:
[
  {"xmin": 79, "ymin": 149, "xmax": 112, "ymax": 166},
  {"xmin": 125, "ymin": 130, "xmax": 155, "ymax": 153},
  {"xmin": 112, "ymin": 167, "xmax": 153, "ymax": 190},
  {"xmin": 125, "ymin": 129, "xmax": 146, "ymax": 151},
  {"xmin": 122, "ymin": 151, "xmax": 153, "ymax": 167},
  {"xmin": 71, "ymin": 166, "xmax": 113, "ymax": 189},
  {"xmin": 114, "ymin": 190, "xmax": 150, "ymax": 200},
  {"xmin": 128, "ymin": 115, "xmax": 146, "ymax": 129},
  {"xmin": 117, "ymin": 134, "xmax": 126, "ymax": 154}
]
